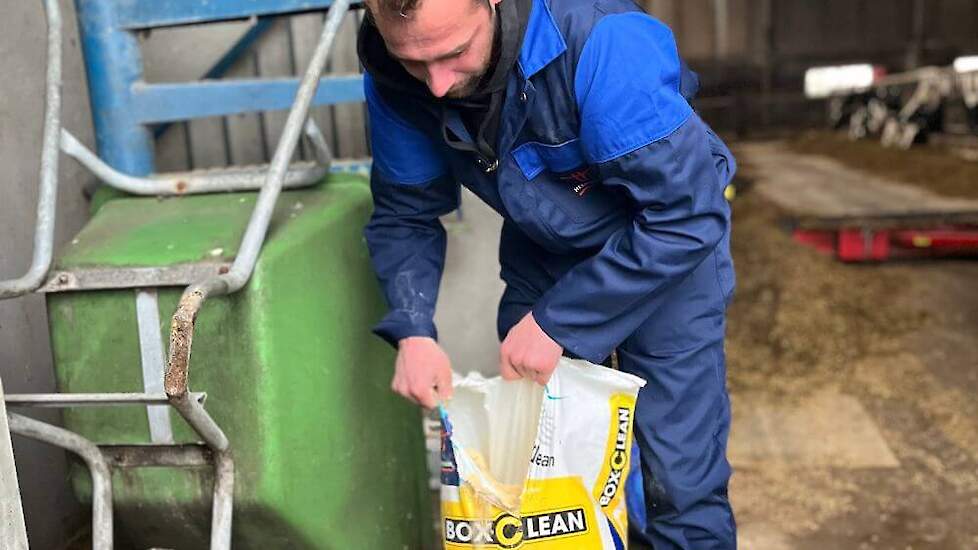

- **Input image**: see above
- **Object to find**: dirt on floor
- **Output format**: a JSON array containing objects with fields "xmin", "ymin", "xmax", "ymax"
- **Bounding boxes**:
[{"xmin": 726, "ymin": 134, "xmax": 978, "ymax": 549}]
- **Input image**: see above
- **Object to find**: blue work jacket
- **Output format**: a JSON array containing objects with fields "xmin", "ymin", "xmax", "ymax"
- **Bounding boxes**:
[{"xmin": 363, "ymin": 0, "xmax": 736, "ymax": 364}]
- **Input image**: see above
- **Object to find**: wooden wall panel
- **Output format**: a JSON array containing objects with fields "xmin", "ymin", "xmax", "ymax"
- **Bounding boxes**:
[
  {"xmin": 861, "ymin": 0, "xmax": 914, "ymax": 58},
  {"xmin": 328, "ymin": 11, "xmax": 368, "ymax": 159},
  {"xmin": 935, "ymin": 0, "xmax": 978, "ymax": 54},
  {"xmin": 643, "ymin": 0, "xmax": 681, "ymax": 28},
  {"xmin": 255, "ymin": 19, "xmax": 299, "ymax": 164},
  {"xmin": 726, "ymin": 0, "xmax": 753, "ymax": 59},
  {"xmin": 676, "ymin": 1, "xmax": 718, "ymax": 60}
]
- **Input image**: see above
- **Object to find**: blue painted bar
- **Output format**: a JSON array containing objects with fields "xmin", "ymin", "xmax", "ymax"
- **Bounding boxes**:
[
  {"xmin": 115, "ymin": 0, "xmax": 342, "ymax": 29},
  {"xmin": 204, "ymin": 19, "xmax": 276, "ymax": 82},
  {"xmin": 131, "ymin": 75, "xmax": 366, "ymax": 123},
  {"xmin": 330, "ymin": 159, "xmax": 372, "ymax": 176},
  {"xmin": 153, "ymin": 17, "xmax": 275, "ymax": 138},
  {"xmin": 75, "ymin": 0, "xmax": 155, "ymax": 176}
]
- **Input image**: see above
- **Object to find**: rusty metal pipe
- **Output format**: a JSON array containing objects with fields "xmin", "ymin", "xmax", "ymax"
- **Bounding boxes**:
[
  {"xmin": 7, "ymin": 413, "xmax": 113, "ymax": 550},
  {"xmin": 165, "ymin": 288, "xmax": 210, "ymax": 397},
  {"xmin": 0, "ymin": 0, "xmax": 62, "ymax": 299}
]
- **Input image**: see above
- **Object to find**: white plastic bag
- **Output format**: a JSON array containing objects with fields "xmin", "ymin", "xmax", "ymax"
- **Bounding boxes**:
[{"xmin": 440, "ymin": 358, "xmax": 646, "ymax": 549}]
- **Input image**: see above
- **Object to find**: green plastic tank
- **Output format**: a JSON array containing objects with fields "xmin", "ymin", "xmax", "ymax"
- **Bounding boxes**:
[{"xmin": 45, "ymin": 175, "xmax": 433, "ymax": 549}]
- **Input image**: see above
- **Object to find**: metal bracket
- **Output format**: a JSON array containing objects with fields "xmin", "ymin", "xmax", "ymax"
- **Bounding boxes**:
[{"xmin": 39, "ymin": 264, "xmax": 231, "ymax": 293}]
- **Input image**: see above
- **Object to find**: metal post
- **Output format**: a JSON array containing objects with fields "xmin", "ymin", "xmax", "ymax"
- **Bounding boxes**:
[
  {"xmin": 74, "ymin": 0, "xmax": 154, "ymax": 175},
  {"xmin": 0, "ymin": 0, "xmax": 63, "ymax": 299},
  {"xmin": 7, "ymin": 413, "xmax": 113, "ymax": 550},
  {"xmin": 135, "ymin": 290, "xmax": 175, "ymax": 444},
  {"xmin": 210, "ymin": 452, "xmax": 234, "ymax": 550},
  {"xmin": 0, "ymin": 380, "xmax": 28, "ymax": 550}
]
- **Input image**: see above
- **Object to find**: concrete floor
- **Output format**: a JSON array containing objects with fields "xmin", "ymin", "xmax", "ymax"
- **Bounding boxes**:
[
  {"xmin": 727, "ymin": 139, "xmax": 978, "ymax": 549},
  {"xmin": 434, "ymin": 189, "xmax": 506, "ymax": 377}
]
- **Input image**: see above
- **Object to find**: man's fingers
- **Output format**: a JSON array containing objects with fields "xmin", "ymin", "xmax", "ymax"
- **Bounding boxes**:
[
  {"xmin": 435, "ymin": 368, "xmax": 453, "ymax": 402},
  {"xmin": 499, "ymin": 354, "xmax": 521, "ymax": 381},
  {"xmin": 414, "ymin": 386, "xmax": 438, "ymax": 410},
  {"xmin": 533, "ymin": 370, "xmax": 551, "ymax": 386},
  {"xmin": 406, "ymin": 371, "xmax": 440, "ymax": 409},
  {"xmin": 391, "ymin": 372, "xmax": 419, "ymax": 405},
  {"xmin": 514, "ymin": 364, "xmax": 530, "ymax": 380},
  {"xmin": 392, "ymin": 338, "xmax": 454, "ymax": 409},
  {"xmin": 529, "ymin": 356, "xmax": 556, "ymax": 386}
]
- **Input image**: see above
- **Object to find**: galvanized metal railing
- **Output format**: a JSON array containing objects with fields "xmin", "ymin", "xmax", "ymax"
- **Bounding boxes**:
[
  {"xmin": 0, "ymin": 0, "xmax": 62, "ymax": 300},
  {"xmin": 60, "ymin": 119, "xmax": 333, "ymax": 195},
  {"xmin": 6, "ymin": 413, "xmax": 113, "ymax": 550},
  {"xmin": 0, "ymin": 0, "xmax": 349, "ymax": 300}
]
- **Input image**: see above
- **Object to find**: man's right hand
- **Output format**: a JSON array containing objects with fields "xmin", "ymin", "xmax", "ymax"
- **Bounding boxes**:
[{"xmin": 391, "ymin": 337, "xmax": 454, "ymax": 409}]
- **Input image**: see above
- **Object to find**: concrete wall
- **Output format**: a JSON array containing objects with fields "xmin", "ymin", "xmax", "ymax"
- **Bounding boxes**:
[{"xmin": 0, "ymin": 1, "xmax": 96, "ymax": 548}]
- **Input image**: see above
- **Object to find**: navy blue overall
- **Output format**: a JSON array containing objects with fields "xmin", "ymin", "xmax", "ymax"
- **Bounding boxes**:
[{"xmin": 362, "ymin": 0, "xmax": 737, "ymax": 546}]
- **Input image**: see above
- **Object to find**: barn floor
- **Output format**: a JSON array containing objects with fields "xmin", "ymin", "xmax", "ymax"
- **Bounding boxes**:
[{"xmin": 727, "ymin": 133, "xmax": 978, "ymax": 549}]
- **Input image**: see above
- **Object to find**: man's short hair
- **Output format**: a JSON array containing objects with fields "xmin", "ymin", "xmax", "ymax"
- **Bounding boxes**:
[
  {"xmin": 367, "ymin": 0, "xmax": 482, "ymax": 19},
  {"xmin": 375, "ymin": 0, "xmax": 422, "ymax": 16}
]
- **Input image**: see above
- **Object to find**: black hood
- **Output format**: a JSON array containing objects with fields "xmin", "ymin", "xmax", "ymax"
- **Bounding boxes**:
[{"xmin": 358, "ymin": 0, "xmax": 532, "ymax": 166}]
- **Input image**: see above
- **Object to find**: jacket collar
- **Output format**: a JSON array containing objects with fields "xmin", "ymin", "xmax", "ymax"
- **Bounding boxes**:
[{"xmin": 517, "ymin": 0, "xmax": 567, "ymax": 78}]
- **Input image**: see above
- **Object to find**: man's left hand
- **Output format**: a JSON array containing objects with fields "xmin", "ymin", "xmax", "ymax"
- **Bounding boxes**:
[{"xmin": 500, "ymin": 312, "xmax": 563, "ymax": 386}]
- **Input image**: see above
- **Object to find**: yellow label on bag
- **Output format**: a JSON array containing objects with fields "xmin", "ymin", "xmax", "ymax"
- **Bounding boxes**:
[
  {"xmin": 443, "ymin": 477, "xmax": 603, "ymax": 548},
  {"xmin": 592, "ymin": 393, "xmax": 638, "ymax": 539}
]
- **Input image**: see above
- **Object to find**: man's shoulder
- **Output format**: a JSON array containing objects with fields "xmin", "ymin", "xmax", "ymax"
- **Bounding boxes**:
[
  {"xmin": 544, "ymin": 0, "xmax": 641, "ymax": 19},
  {"xmin": 543, "ymin": 0, "xmax": 668, "ymax": 60}
]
